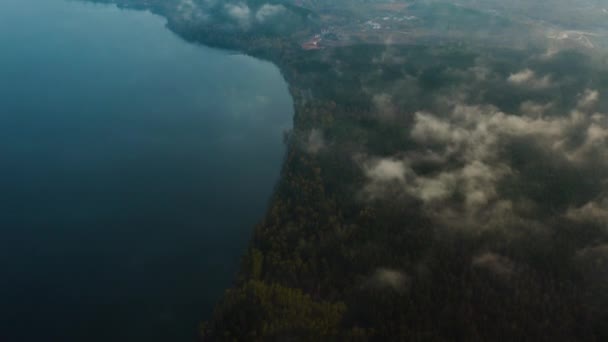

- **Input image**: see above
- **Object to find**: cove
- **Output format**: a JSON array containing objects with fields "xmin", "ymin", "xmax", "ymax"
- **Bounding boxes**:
[{"xmin": 0, "ymin": 0, "xmax": 293, "ymax": 341}]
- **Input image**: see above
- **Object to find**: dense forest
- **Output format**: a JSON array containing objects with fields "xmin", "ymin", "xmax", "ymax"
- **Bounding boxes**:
[
  {"xmin": 203, "ymin": 44, "xmax": 608, "ymax": 341},
  {"xmin": 89, "ymin": 0, "xmax": 608, "ymax": 340}
]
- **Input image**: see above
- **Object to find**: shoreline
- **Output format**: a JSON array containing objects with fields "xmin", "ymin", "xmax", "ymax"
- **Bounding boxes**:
[{"xmin": 82, "ymin": 1, "xmax": 608, "ymax": 340}]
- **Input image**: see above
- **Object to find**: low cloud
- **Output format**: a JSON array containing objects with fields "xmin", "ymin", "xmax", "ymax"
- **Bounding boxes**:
[
  {"xmin": 225, "ymin": 2, "xmax": 251, "ymax": 27},
  {"xmin": 306, "ymin": 128, "xmax": 325, "ymax": 154},
  {"xmin": 578, "ymin": 89, "xmax": 599, "ymax": 109},
  {"xmin": 508, "ymin": 69, "xmax": 534, "ymax": 83},
  {"xmin": 367, "ymin": 268, "xmax": 410, "ymax": 293},
  {"xmin": 508, "ymin": 69, "xmax": 552, "ymax": 88},
  {"xmin": 364, "ymin": 158, "xmax": 406, "ymax": 183},
  {"xmin": 472, "ymin": 252, "xmax": 516, "ymax": 278},
  {"xmin": 177, "ymin": 0, "xmax": 207, "ymax": 22},
  {"xmin": 566, "ymin": 198, "xmax": 608, "ymax": 225},
  {"xmin": 361, "ymin": 157, "xmax": 409, "ymax": 200},
  {"xmin": 361, "ymin": 90, "xmax": 608, "ymax": 231},
  {"xmin": 255, "ymin": 4, "xmax": 285, "ymax": 22},
  {"xmin": 372, "ymin": 93, "xmax": 397, "ymax": 120}
]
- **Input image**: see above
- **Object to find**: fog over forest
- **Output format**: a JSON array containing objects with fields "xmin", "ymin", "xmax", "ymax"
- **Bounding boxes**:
[
  {"xmin": 84, "ymin": 0, "xmax": 608, "ymax": 340},
  {"xmin": 20, "ymin": 0, "xmax": 608, "ymax": 340}
]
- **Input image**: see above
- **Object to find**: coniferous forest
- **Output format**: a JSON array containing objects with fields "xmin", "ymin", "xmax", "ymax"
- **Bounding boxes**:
[{"xmin": 88, "ymin": 1, "xmax": 608, "ymax": 340}]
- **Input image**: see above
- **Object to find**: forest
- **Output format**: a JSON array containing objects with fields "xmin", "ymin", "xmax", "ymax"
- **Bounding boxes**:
[
  {"xmin": 87, "ymin": 0, "xmax": 608, "ymax": 340},
  {"xmin": 202, "ymin": 43, "xmax": 608, "ymax": 341}
]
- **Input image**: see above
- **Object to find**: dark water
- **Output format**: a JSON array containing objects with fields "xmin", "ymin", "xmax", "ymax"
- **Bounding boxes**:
[{"xmin": 0, "ymin": 0, "xmax": 292, "ymax": 340}]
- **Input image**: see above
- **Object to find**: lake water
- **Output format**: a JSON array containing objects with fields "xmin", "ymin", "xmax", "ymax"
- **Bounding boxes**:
[{"xmin": 0, "ymin": 0, "xmax": 292, "ymax": 340}]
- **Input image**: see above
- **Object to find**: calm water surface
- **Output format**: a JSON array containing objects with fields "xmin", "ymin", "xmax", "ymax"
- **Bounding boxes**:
[{"xmin": 0, "ymin": 0, "xmax": 292, "ymax": 340}]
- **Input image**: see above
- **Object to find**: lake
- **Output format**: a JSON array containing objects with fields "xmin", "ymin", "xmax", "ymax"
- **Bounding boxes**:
[{"xmin": 0, "ymin": 0, "xmax": 292, "ymax": 340}]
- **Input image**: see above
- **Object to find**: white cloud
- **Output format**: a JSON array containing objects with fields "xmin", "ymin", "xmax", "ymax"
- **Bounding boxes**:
[
  {"xmin": 225, "ymin": 2, "xmax": 251, "ymax": 26},
  {"xmin": 362, "ymin": 94, "xmax": 608, "ymax": 231},
  {"xmin": 508, "ymin": 69, "xmax": 535, "ymax": 83},
  {"xmin": 372, "ymin": 93, "xmax": 397, "ymax": 120},
  {"xmin": 410, "ymin": 111, "xmax": 455, "ymax": 145},
  {"xmin": 255, "ymin": 4, "xmax": 285, "ymax": 22},
  {"xmin": 472, "ymin": 252, "xmax": 516, "ymax": 278},
  {"xmin": 365, "ymin": 158, "xmax": 406, "ymax": 183},
  {"xmin": 369, "ymin": 268, "xmax": 410, "ymax": 293},
  {"xmin": 578, "ymin": 89, "xmax": 599, "ymax": 109},
  {"xmin": 361, "ymin": 158, "xmax": 409, "ymax": 200},
  {"xmin": 508, "ymin": 69, "xmax": 552, "ymax": 88},
  {"xmin": 306, "ymin": 129, "xmax": 325, "ymax": 154},
  {"xmin": 566, "ymin": 198, "xmax": 608, "ymax": 225},
  {"xmin": 177, "ymin": 0, "xmax": 207, "ymax": 22}
]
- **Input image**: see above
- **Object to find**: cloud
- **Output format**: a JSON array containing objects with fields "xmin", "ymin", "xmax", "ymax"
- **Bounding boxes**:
[
  {"xmin": 508, "ymin": 69, "xmax": 535, "ymax": 83},
  {"xmin": 177, "ymin": 0, "xmax": 207, "ymax": 22},
  {"xmin": 372, "ymin": 93, "xmax": 397, "ymax": 120},
  {"xmin": 508, "ymin": 69, "xmax": 552, "ymax": 88},
  {"xmin": 225, "ymin": 2, "xmax": 251, "ymax": 26},
  {"xmin": 255, "ymin": 4, "xmax": 285, "ymax": 22},
  {"xmin": 410, "ymin": 111, "xmax": 454, "ymax": 144},
  {"xmin": 361, "ymin": 157, "xmax": 412, "ymax": 200},
  {"xmin": 223, "ymin": 2, "xmax": 288, "ymax": 27},
  {"xmin": 364, "ymin": 158, "xmax": 406, "ymax": 183},
  {"xmin": 361, "ymin": 90, "xmax": 608, "ymax": 232},
  {"xmin": 566, "ymin": 198, "xmax": 608, "ymax": 225},
  {"xmin": 578, "ymin": 89, "xmax": 599, "ymax": 109},
  {"xmin": 306, "ymin": 129, "xmax": 325, "ymax": 154},
  {"xmin": 367, "ymin": 268, "xmax": 410, "ymax": 293},
  {"xmin": 472, "ymin": 252, "xmax": 516, "ymax": 278}
]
